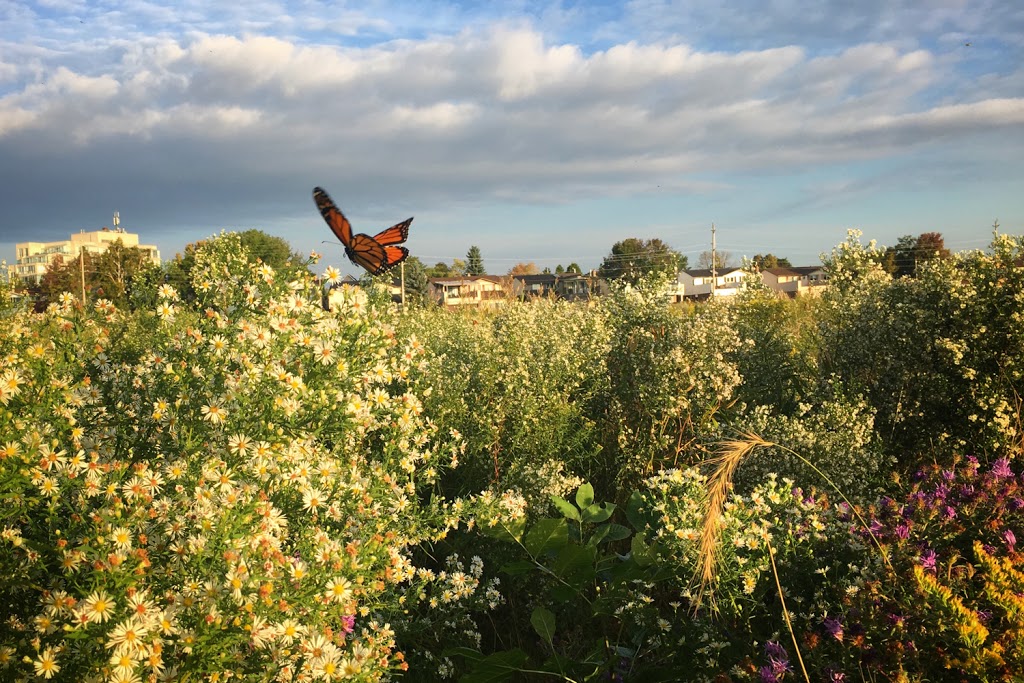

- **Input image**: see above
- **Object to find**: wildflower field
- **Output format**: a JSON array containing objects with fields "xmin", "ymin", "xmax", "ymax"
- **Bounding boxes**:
[{"xmin": 3, "ymin": 230, "xmax": 1024, "ymax": 682}]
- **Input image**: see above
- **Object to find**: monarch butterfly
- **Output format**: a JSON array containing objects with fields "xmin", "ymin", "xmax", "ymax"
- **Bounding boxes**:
[{"xmin": 313, "ymin": 186, "xmax": 412, "ymax": 276}]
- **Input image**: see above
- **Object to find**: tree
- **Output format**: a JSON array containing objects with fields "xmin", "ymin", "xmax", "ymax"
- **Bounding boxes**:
[
  {"xmin": 566, "ymin": 263, "xmax": 582, "ymax": 274},
  {"xmin": 425, "ymin": 262, "xmax": 452, "ymax": 278},
  {"xmin": 466, "ymin": 246, "xmax": 485, "ymax": 275},
  {"xmin": 555, "ymin": 264, "xmax": 565, "ymax": 274},
  {"xmin": 508, "ymin": 262, "xmax": 539, "ymax": 276},
  {"xmin": 697, "ymin": 250, "xmax": 733, "ymax": 270},
  {"xmin": 883, "ymin": 233, "xmax": 952, "ymax": 277},
  {"xmin": 750, "ymin": 253, "xmax": 792, "ymax": 270},
  {"xmin": 239, "ymin": 230, "xmax": 299, "ymax": 270},
  {"xmin": 542, "ymin": 267, "xmax": 552, "ymax": 274},
  {"xmin": 599, "ymin": 238, "xmax": 687, "ymax": 284},
  {"xmin": 93, "ymin": 240, "xmax": 157, "ymax": 306},
  {"xmin": 401, "ymin": 256, "xmax": 430, "ymax": 306}
]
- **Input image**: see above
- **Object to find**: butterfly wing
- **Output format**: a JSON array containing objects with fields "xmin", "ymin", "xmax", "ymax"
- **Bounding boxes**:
[
  {"xmin": 372, "ymin": 218, "xmax": 413, "ymax": 246},
  {"xmin": 313, "ymin": 187, "xmax": 352, "ymax": 247},
  {"xmin": 381, "ymin": 245, "xmax": 410, "ymax": 272}
]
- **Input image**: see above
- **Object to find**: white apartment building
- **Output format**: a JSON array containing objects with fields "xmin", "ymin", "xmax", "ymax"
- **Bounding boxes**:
[{"xmin": 9, "ymin": 227, "xmax": 161, "ymax": 285}]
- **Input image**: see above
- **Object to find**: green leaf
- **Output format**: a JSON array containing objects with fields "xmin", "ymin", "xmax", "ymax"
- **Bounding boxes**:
[
  {"xmin": 625, "ymin": 491, "xmax": 650, "ymax": 530},
  {"xmin": 575, "ymin": 483, "xmax": 595, "ymax": 509},
  {"xmin": 631, "ymin": 534, "xmax": 654, "ymax": 567},
  {"xmin": 530, "ymin": 607, "xmax": 556, "ymax": 643},
  {"xmin": 500, "ymin": 560, "xmax": 535, "ymax": 576},
  {"xmin": 552, "ymin": 544, "xmax": 596, "ymax": 581},
  {"xmin": 551, "ymin": 495, "xmax": 581, "ymax": 522},
  {"xmin": 524, "ymin": 518, "xmax": 568, "ymax": 557},
  {"xmin": 582, "ymin": 502, "xmax": 614, "ymax": 524},
  {"xmin": 458, "ymin": 649, "xmax": 530, "ymax": 683},
  {"xmin": 588, "ymin": 524, "xmax": 611, "ymax": 546},
  {"xmin": 599, "ymin": 523, "xmax": 631, "ymax": 544},
  {"xmin": 478, "ymin": 516, "xmax": 526, "ymax": 543}
]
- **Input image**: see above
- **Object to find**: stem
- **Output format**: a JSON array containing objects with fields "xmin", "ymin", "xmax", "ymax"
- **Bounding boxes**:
[{"xmin": 765, "ymin": 535, "xmax": 811, "ymax": 683}]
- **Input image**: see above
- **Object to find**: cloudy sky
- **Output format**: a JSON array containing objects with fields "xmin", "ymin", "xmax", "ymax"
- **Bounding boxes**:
[{"xmin": 1, "ymin": 1, "xmax": 1022, "ymax": 276}]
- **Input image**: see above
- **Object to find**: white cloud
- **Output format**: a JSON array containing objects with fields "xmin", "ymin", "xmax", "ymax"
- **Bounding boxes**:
[{"xmin": 0, "ymin": 14, "xmax": 1021, "ymax": 255}]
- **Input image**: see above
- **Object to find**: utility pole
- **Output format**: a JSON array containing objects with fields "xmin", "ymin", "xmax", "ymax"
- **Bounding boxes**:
[
  {"xmin": 80, "ymin": 246, "xmax": 86, "ymax": 304},
  {"xmin": 711, "ymin": 222, "xmax": 717, "ymax": 298}
]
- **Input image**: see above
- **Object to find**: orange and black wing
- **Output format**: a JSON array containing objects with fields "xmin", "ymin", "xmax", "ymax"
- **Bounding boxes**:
[
  {"xmin": 345, "ymin": 234, "xmax": 388, "ymax": 274},
  {"xmin": 312, "ymin": 187, "xmax": 352, "ymax": 247},
  {"xmin": 380, "ymin": 245, "xmax": 410, "ymax": 272},
  {"xmin": 372, "ymin": 218, "xmax": 413, "ymax": 246}
]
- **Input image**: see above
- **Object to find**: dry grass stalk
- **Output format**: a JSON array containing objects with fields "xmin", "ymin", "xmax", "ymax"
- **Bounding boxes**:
[{"xmin": 692, "ymin": 431, "xmax": 771, "ymax": 612}]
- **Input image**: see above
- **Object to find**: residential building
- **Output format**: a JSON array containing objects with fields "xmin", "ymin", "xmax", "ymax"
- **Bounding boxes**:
[
  {"xmin": 9, "ymin": 227, "xmax": 161, "ymax": 285},
  {"xmin": 761, "ymin": 266, "xmax": 830, "ymax": 297},
  {"xmin": 676, "ymin": 267, "xmax": 747, "ymax": 299},
  {"xmin": 429, "ymin": 275, "xmax": 508, "ymax": 309},
  {"xmin": 511, "ymin": 273, "xmax": 557, "ymax": 299}
]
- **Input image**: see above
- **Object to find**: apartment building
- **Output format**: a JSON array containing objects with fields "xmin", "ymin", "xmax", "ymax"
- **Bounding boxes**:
[{"xmin": 9, "ymin": 227, "xmax": 161, "ymax": 285}]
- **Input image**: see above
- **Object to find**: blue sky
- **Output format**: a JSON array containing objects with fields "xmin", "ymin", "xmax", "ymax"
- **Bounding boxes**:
[{"xmin": 1, "ymin": 1, "xmax": 1022, "ymax": 276}]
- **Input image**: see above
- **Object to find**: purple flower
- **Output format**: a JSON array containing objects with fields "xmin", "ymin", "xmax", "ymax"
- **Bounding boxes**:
[
  {"xmin": 944, "ymin": 505, "xmax": 957, "ymax": 519},
  {"xmin": 919, "ymin": 549, "xmax": 936, "ymax": 570},
  {"xmin": 895, "ymin": 523, "xmax": 910, "ymax": 540},
  {"xmin": 823, "ymin": 617, "xmax": 844, "ymax": 642},
  {"xmin": 764, "ymin": 641, "xmax": 788, "ymax": 661},
  {"xmin": 826, "ymin": 670, "xmax": 847, "ymax": 682},
  {"xmin": 1004, "ymin": 529, "xmax": 1017, "ymax": 551},
  {"xmin": 1011, "ymin": 497, "xmax": 1024, "ymax": 511},
  {"xmin": 341, "ymin": 614, "xmax": 355, "ymax": 634},
  {"xmin": 991, "ymin": 458, "xmax": 1013, "ymax": 479},
  {"xmin": 759, "ymin": 665, "xmax": 780, "ymax": 683},
  {"xmin": 942, "ymin": 469, "xmax": 956, "ymax": 481},
  {"xmin": 933, "ymin": 483, "xmax": 949, "ymax": 500}
]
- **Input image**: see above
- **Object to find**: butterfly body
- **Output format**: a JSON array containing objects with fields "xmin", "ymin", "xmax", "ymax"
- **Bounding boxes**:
[{"xmin": 313, "ymin": 187, "xmax": 412, "ymax": 276}]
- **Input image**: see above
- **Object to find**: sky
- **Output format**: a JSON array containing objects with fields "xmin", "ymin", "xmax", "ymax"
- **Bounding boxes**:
[{"xmin": 1, "ymin": 1, "xmax": 1023, "ymax": 277}]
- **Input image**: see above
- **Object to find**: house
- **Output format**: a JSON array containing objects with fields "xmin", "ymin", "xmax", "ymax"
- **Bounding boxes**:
[
  {"xmin": 429, "ymin": 275, "xmax": 508, "ymax": 309},
  {"xmin": 9, "ymin": 227, "xmax": 161, "ymax": 285},
  {"xmin": 676, "ymin": 267, "xmax": 747, "ymax": 299},
  {"xmin": 555, "ymin": 272, "xmax": 607, "ymax": 300},
  {"xmin": 511, "ymin": 274, "xmax": 557, "ymax": 299},
  {"xmin": 761, "ymin": 266, "xmax": 829, "ymax": 297}
]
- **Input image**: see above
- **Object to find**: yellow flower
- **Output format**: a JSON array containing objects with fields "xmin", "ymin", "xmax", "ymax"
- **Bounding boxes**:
[
  {"xmin": 33, "ymin": 647, "xmax": 60, "ymax": 679},
  {"xmin": 201, "ymin": 404, "xmax": 227, "ymax": 425}
]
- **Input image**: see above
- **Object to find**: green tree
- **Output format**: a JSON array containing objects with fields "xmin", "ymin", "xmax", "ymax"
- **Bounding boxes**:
[
  {"xmin": 425, "ymin": 262, "xmax": 452, "ymax": 279},
  {"xmin": 599, "ymin": 238, "xmax": 687, "ymax": 284},
  {"xmin": 750, "ymin": 253, "xmax": 792, "ymax": 270},
  {"xmin": 565, "ymin": 263, "xmax": 582, "ymax": 274},
  {"xmin": 238, "ymin": 230, "xmax": 299, "ymax": 270},
  {"xmin": 883, "ymin": 233, "xmax": 952, "ymax": 277},
  {"xmin": 555, "ymin": 264, "xmax": 565, "ymax": 274},
  {"xmin": 466, "ymin": 246, "xmax": 485, "ymax": 275},
  {"xmin": 93, "ymin": 240, "xmax": 157, "ymax": 306},
  {"xmin": 401, "ymin": 256, "xmax": 430, "ymax": 306}
]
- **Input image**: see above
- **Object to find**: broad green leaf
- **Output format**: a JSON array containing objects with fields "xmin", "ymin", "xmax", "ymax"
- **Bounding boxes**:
[
  {"xmin": 588, "ymin": 524, "xmax": 611, "ymax": 546},
  {"xmin": 625, "ymin": 491, "xmax": 650, "ymax": 530},
  {"xmin": 582, "ymin": 501, "xmax": 614, "ymax": 524},
  {"xmin": 524, "ymin": 518, "xmax": 568, "ymax": 557},
  {"xmin": 552, "ymin": 544, "xmax": 596, "ymax": 581},
  {"xmin": 551, "ymin": 495, "xmax": 581, "ymax": 521},
  {"xmin": 500, "ymin": 560, "xmax": 535, "ymax": 576},
  {"xmin": 575, "ymin": 483, "xmax": 595, "ymax": 509},
  {"xmin": 478, "ymin": 516, "xmax": 526, "ymax": 544},
  {"xmin": 631, "ymin": 534, "xmax": 654, "ymax": 567},
  {"xmin": 602, "ymin": 523, "xmax": 632, "ymax": 543},
  {"xmin": 530, "ymin": 607, "xmax": 556, "ymax": 643},
  {"xmin": 458, "ymin": 649, "xmax": 530, "ymax": 683}
]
